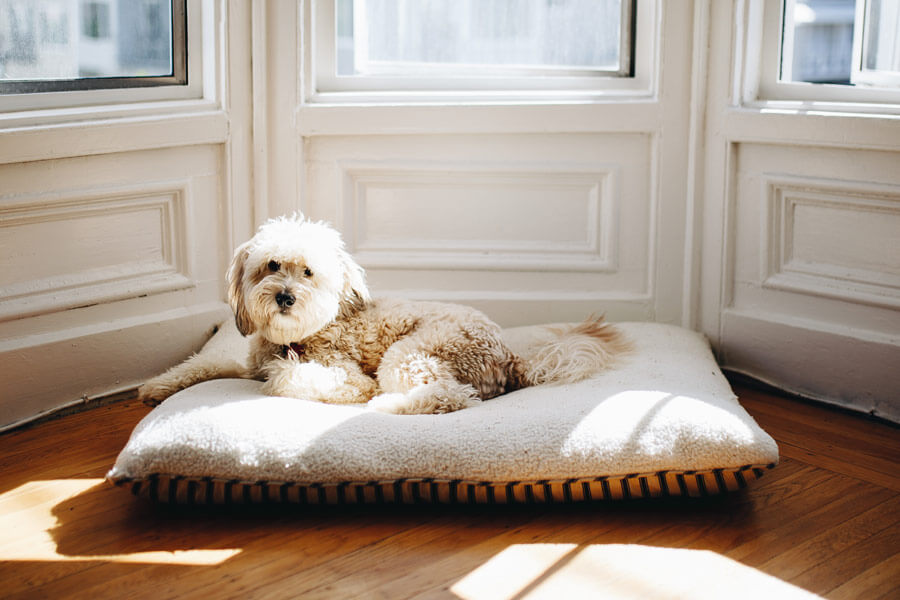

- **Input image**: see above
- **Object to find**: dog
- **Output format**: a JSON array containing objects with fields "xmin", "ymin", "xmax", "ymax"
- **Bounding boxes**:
[{"xmin": 138, "ymin": 214, "xmax": 628, "ymax": 414}]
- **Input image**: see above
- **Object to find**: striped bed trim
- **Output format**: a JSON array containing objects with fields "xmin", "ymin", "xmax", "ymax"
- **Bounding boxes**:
[{"xmin": 107, "ymin": 463, "xmax": 776, "ymax": 505}]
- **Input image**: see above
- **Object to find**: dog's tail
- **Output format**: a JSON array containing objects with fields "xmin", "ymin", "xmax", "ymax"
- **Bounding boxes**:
[{"xmin": 516, "ymin": 316, "xmax": 629, "ymax": 387}]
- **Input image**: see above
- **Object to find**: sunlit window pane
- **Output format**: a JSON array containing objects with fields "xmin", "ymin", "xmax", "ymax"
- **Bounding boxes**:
[
  {"xmin": 336, "ymin": 0, "xmax": 626, "ymax": 77},
  {"xmin": 781, "ymin": 0, "xmax": 856, "ymax": 84},
  {"xmin": 862, "ymin": 0, "xmax": 900, "ymax": 73},
  {"xmin": 0, "ymin": 0, "xmax": 174, "ymax": 84},
  {"xmin": 781, "ymin": 0, "xmax": 900, "ymax": 88}
]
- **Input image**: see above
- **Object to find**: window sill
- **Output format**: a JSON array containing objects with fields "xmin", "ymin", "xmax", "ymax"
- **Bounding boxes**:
[
  {"xmin": 297, "ymin": 95, "xmax": 660, "ymax": 136},
  {"xmin": 723, "ymin": 104, "xmax": 900, "ymax": 150},
  {"xmin": 0, "ymin": 99, "xmax": 228, "ymax": 164}
]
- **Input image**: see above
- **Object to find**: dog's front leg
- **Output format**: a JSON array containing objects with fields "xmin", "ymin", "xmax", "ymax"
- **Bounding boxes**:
[
  {"xmin": 262, "ymin": 356, "xmax": 377, "ymax": 405},
  {"xmin": 138, "ymin": 355, "xmax": 247, "ymax": 406}
]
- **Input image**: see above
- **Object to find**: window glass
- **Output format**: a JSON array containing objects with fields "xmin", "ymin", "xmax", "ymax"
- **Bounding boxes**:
[
  {"xmin": 336, "ymin": 0, "xmax": 629, "ymax": 78},
  {"xmin": 780, "ymin": 0, "xmax": 899, "ymax": 87},
  {"xmin": 0, "ymin": 0, "xmax": 181, "ymax": 92},
  {"xmin": 860, "ymin": 0, "xmax": 900, "ymax": 74},
  {"xmin": 781, "ymin": 0, "xmax": 856, "ymax": 84}
]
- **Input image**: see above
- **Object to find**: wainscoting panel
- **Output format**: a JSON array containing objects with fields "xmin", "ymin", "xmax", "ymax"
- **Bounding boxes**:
[
  {"xmin": 719, "ymin": 143, "xmax": 900, "ymax": 421},
  {"xmin": 305, "ymin": 134, "xmax": 655, "ymax": 325},
  {"xmin": 340, "ymin": 162, "xmax": 617, "ymax": 272},
  {"xmin": 0, "ymin": 182, "xmax": 193, "ymax": 321},
  {"xmin": 0, "ymin": 145, "xmax": 229, "ymax": 430},
  {"xmin": 763, "ymin": 176, "xmax": 900, "ymax": 309}
]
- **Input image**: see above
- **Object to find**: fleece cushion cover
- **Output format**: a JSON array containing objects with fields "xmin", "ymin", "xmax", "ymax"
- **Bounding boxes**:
[{"xmin": 107, "ymin": 322, "xmax": 779, "ymax": 504}]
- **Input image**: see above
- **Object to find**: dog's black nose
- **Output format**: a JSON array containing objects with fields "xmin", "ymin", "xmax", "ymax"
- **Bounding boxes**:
[{"xmin": 275, "ymin": 291, "xmax": 295, "ymax": 308}]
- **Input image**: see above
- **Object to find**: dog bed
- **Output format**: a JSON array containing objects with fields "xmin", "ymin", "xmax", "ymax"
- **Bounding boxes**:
[{"xmin": 107, "ymin": 321, "xmax": 779, "ymax": 504}]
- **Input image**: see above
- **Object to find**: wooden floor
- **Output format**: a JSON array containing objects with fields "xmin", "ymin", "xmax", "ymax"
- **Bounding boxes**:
[{"xmin": 0, "ymin": 380, "xmax": 897, "ymax": 599}]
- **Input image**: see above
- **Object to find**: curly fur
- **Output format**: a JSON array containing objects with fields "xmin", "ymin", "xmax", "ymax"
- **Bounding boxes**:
[{"xmin": 138, "ymin": 214, "xmax": 628, "ymax": 414}]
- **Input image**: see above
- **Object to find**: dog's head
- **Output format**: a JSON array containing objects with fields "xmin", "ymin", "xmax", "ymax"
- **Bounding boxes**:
[{"xmin": 226, "ymin": 214, "xmax": 370, "ymax": 344}]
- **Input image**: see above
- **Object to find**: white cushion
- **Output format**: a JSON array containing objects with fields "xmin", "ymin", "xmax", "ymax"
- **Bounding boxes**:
[{"xmin": 107, "ymin": 322, "xmax": 779, "ymax": 503}]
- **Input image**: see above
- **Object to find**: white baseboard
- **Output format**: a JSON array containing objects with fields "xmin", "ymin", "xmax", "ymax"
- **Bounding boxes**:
[{"xmin": 0, "ymin": 302, "xmax": 231, "ymax": 431}]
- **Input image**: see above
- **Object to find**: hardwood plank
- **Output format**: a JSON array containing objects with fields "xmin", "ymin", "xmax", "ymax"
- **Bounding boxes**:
[
  {"xmin": 774, "ymin": 440, "xmax": 900, "ymax": 492},
  {"xmin": 827, "ymin": 553, "xmax": 900, "ymax": 600},
  {"xmin": 794, "ymin": 523, "xmax": 900, "ymax": 596},
  {"xmin": 635, "ymin": 473, "xmax": 863, "ymax": 554},
  {"xmin": 43, "ymin": 508, "xmax": 446, "ymax": 600},
  {"xmin": 314, "ymin": 507, "xmax": 648, "ymax": 600},
  {"xmin": 733, "ymin": 382, "xmax": 899, "ymax": 451},
  {"xmin": 727, "ymin": 483, "xmax": 896, "ymax": 565},
  {"xmin": 236, "ymin": 510, "xmax": 564, "ymax": 599},
  {"xmin": 734, "ymin": 384, "xmax": 900, "ymax": 490},
  {"xmin": 757, "ymin": 496, "xmax": 900, "ymax": 581},
  {"xmin": 0, "ymin": 381, "xmax": 897, "ymax": 600}
]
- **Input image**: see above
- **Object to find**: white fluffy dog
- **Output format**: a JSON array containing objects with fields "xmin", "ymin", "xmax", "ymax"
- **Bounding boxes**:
[{"xmin": 138, "ymin": 214, "xmax": 627, "ymax": 414}]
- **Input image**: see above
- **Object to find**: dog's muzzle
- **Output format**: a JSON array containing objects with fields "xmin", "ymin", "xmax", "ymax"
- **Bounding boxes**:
[{"xmin": 275, "ymin": 290, "xmax": 295, "ymax": 308}]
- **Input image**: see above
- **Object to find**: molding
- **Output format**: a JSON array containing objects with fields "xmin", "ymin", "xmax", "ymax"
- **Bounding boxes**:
[
  {"xmin": 722, "ymin": 108, "xmax": 900, "ymax": 152},
  {"xmin": 681, "ymin": 0, "xmax": 711, "ymax": 329},
  {"xmin": 0, "ymin": 181, "xmax": 195, "ymax": 322},
  {"xmin": 763, "ymin": 175, "xmax": 900, "ymax": 309},
  {"xmin": 720, "ymin": 141, "xmax": 740, "ymax": 316},
  {"xmin": 376, "ymin": 290, "xmax": 652, "ymax": 303},
  {"xmin": 302, "ymin": 0, "xmax": 660, "ymax": 104},
  {"xmin": 720, "ymin": 308, "xmax": 900, "ymax": 422},
  {"xmin": 0, "ymin": 108, "xmax": 229, "ymax": 165},
  {"xmin": 251, "ymin": 0, "xmax": 270, "ymax": 228},
  {"xmin": 296, "ymin": 102, "xmax": 662, "ymax": 137},
  {"xmin": 339, "ymin": 161, "xmax": 619, "ymax": 273},
  {"xmin": 0, "ymin": 301, "xmax": 230, "ymax": 431}
]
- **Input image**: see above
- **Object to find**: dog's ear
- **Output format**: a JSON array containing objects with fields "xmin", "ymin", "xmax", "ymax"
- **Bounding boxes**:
[
  {"xmin": 226, "ymin": 241, "xmax": 256, "ymax": 336},
  {"xmin": 339, "ymin": 248, "xmax": 370, "ymax": 305}
]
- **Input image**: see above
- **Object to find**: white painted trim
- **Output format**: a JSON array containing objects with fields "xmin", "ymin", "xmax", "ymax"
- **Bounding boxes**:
[
  {"xmin": 720, "ymin": 308, "xmax": 900, "ymax": 422},
  {"xmin": 0, "ymin": 0, "xmax": 214, "ymax": 113},
  {"xmin": 722, "ymin": 107, "xmax": 900, "ymax": 149},
  {"xmin": 0, "ymin": 1, "xmax": 230, "ymax": 166},
  {"xmin": 0, "ymin": 180, "xmax": 196, "ymax": 321},
  {"xmin": 251, "ymin": 0, "xmax": 270, "ymax": 230},
  {"xmin": 0, "ymin": 0, "xmax": 207, "ymax": 113},
  {"xmin": 0, "ymin": 302, "xmax": 231, "ymax": 431},
  {"xmin": 308, "ymin": 0, "xmax": 657, "ymax": 101},
  {"xmin": 750, "ymin": 0, "xmax": 900, "ymax": 108},
  {"xmin": 681, "ymin": 1, "xmax": 711, "ymax": 329},
  {"xmin": 0, "ymin": 108, "xmax": 228, "ymax": 165},
  {"xmin": 296, "ymin": 101, "xmax": 663, "ymax": 137},
  {"xmin": 0, "ymin": 0, "xmax": 250, "ymax": 431},
  {"xmin": 220, "ymin": 0, "xmax": 252, "ymax": 263},
  {"xmin": 761, "ymin": 175, "xmax": 900, "ymax": 309},
  {"xmin": 338, "ymin": 159, "xmax": 619, "ymax": 273}
]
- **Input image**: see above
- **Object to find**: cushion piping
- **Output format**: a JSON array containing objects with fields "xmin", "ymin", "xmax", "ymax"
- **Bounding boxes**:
[{"xmin": 107, "ymin": 462, "xmax": 777, "ymax": 505}]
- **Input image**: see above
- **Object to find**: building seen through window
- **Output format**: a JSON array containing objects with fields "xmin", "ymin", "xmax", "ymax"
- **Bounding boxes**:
[{"xmin": 0, "ymin": 0, "xmax": 173, "ymax": 84}]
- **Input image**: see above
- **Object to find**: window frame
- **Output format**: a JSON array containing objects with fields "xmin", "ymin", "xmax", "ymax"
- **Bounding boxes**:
[
  {"xmin": 851, "ymin": 0, "xmax": 900, "ymax": 88},
  {"xmin": 0, "ymin": 0, "xmax": 204, "ymax": 114},
  {"xmin": 750, "ymin": 0, "xmax": 900, "ymax": 108},
  {"xmin": 0, "ymin": 0, "xmax": 187, "ymax": 95},
  {"xmin": 306, "ymin": 0, "xmax": 655, "ymax": 104}
]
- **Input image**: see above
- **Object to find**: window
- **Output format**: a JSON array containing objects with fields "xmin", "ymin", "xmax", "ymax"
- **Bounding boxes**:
[
  {"xmin": 0, "ymin": 0, "xmax": 186, "ymax": 95},
  {"xmin": 754, "ymin": 0, "xmax": 900, "ymax": 104},
  {"xmin": 311, "ymin": 0, "xmax": 646, "ymax": 100},
  {"xmin": 853, "ymin": 0, "xmax": 900, "ymax": 87}
]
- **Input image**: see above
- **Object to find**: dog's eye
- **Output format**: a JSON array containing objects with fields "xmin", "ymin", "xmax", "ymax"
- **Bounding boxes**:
[
  {"xmin": 267, "ymin": 260, "xmax": 280, "ymax": 272},
  {"xmin": 304, "ymin": 267, "xmax": 313, "ymax": 278}
]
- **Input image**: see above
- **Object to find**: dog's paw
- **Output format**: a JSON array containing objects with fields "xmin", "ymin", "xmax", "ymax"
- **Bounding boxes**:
[
  {"xmin": 367, "ymin": 393, "xmax": 411, "ymax": 414},
  {"xmin": 137, "ymin": 380, "xmax": 176, "ymax": 407},
  {"xmin": 368, "ymin": 382, "xmax": 482, "ymax": 415}
]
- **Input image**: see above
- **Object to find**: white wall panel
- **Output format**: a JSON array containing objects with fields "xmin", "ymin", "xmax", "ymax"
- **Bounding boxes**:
[
  {"xmin": 0, "ymin": 182, "xmax": 193, "ymax": 321},
  {"xmin": 763, "ymin": 177, "xmax": 900, "ymax": 308},
  {"xmin": 717, "ymin": 140, "xmax": 900, "ymax": 421},
  {"xmin": 0, "ymin": 146, "xmax": 229, "ymax": 429},
  {"xmin": 340, "ymin": 162, "xmax": 617, "ymax": 273},
  {"xmin": 304, "ymin": 134, "xmax": 654, "ymax": 326}
]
